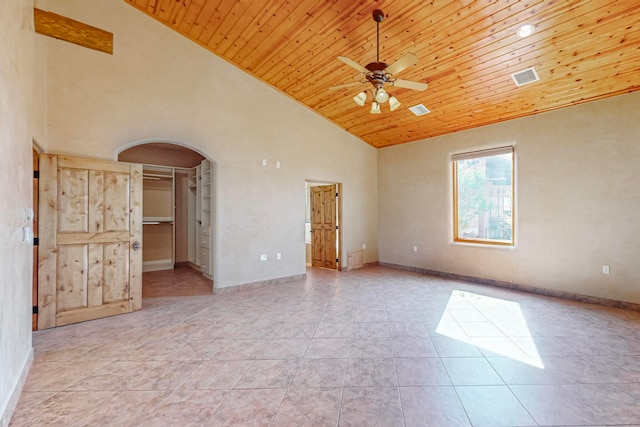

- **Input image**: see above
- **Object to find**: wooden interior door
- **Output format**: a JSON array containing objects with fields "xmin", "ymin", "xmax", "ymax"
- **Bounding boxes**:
[
  {"xmin": 310, "ymin": 184, "xmax": 337, "ymax": 269},
  {"xmin": 38, "ymin": 154, "xmax": 143, "ymax": 329}
]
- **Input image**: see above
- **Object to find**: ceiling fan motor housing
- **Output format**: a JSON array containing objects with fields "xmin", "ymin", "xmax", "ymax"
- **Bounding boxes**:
[
  {"xmin": 365, "ymin": 62, "xmax": 388, "ymax": 72},
  {"xmin": 366, "ymin": 69, "xmax": 390, "ymax": 89},
  {"xmin": 365, "ymin": 62, "xmax": 390, "ymax": 89}
]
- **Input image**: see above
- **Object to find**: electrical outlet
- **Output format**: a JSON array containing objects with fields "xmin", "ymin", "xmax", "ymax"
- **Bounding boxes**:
[
  {"xmin": 602, "ymin": 265, "xmax": 610, "ymax": 275},
  {"xmin": 262, "ymin": 159, "xmax": 267, "ymax": 166},
  {"xmin": 276, "ymin": 252, "xmax": 281, "ymax": 260},
  {"xmin": 260, "ymin": 254, "xmax": 267, "ymax": 261},
  {"xmin": 276, "ymin": 161, "xmax": 281, "ymax": 169},
  {"xmin": 413, "ymin": 246, "xmax": 418, "ymax": 252},
  {"xmin": 362, "ymin": 243, "xmax": 366, "ymax": 250}
]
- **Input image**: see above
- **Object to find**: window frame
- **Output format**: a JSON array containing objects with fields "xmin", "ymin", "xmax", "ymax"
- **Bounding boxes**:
[{"xmin": 452, "ymin": 146, "xmax": 515, "ymax": 246}]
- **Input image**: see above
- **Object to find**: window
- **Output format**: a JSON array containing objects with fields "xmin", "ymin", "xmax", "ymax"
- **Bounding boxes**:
[{"xmin": 453, "ymin": 146, "xmax": 514, "ymax": 245}]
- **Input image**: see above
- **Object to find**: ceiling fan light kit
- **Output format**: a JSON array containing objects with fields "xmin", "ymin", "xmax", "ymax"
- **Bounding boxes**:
[
  {"xmin": 388, "ymin": 96, "xmax": 401, "ymax": 111},
  {"xmin": 375, "ymin": 88, "xmax": 390, "ymax": 103},
  {"xmin": 330, "ymin": 9, "xmax": 428, "ymax": 114},
  {"xmin": 354, "ymin": 91, "xmax": 367, "ymax": 106}
]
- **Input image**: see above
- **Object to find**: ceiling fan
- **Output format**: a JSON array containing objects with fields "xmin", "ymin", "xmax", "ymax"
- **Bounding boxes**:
[{"xmin": 330, "ymin": 9, "xmax": 428, "ymax": 113}]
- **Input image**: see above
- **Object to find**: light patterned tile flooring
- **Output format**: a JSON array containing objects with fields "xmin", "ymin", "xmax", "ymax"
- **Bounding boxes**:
[{"xmin": 10, "ymin": 266, "xmax": 640, "ymax": 426}]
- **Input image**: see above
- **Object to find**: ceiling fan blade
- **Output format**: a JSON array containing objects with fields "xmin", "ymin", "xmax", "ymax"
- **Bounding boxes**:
[
  {"xmin": 337, "ymin": 56, "xmax": 369, "ymax": 74},
  {"xmin": 384, "ymin": 52, "xmax": 418, "ymax": 76},
  {"xmin": 329, "ymin": 81, "xmax": 363, "ymax": 90},
  {"xmin": 392, "ymin": 78, "xmax": 428, "ymax": 91}
]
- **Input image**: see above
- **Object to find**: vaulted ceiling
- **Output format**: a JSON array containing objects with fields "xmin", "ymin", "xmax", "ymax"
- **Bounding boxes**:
[{"xmin": 125, "ymin": 0, "xmax": 640, "ymax": 148}]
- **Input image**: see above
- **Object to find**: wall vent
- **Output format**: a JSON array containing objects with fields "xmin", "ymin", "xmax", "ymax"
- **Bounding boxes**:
[
  {"xmin": 347, "ymin": 250, "xmax": 364, "ymax": 271},
  {"xmin": 511, "ymin": 67, "xmax": 540, "ymax": 86},
  {"xmin": 409, "ymin": 104, "xmax": 430, "ymax": 116}
]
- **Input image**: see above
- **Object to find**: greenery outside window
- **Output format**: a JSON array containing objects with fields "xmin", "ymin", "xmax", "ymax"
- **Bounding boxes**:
[{"xmin": 453, "ymin": 146, "xmax": 514, "ymax": 245}]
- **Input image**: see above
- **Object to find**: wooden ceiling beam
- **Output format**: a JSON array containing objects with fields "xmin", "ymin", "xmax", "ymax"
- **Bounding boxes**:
[{"xmin": 34, "ymin": 8, "xmax": 113, "ymax": 55}]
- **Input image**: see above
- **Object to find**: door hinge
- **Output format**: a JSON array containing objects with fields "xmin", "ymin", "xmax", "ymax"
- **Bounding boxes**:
[
  {"xmin": 32, "ymin": 305, "xmax": 38, "ymax": 314},
  {"xmin": 33, "ymin": 237, "xmax": 39, "ymax": 246},
  {"xmin": 33, "ymin": 170, "xmax": 40, "ymax": 179},
  {"xmin": 336, "ymin": 192, "xmax": 338, "ymax": 197},
  {"xmin": 336, "ymin": 226, "xmax": 339, "ymax": 230},
  {"xmin": 336, "ymin": 258, "xmax": 339, "ymax": 263}
]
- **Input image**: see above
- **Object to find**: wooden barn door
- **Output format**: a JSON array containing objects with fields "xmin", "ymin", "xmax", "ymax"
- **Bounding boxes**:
[
  {"xmin": 38, "ymin": 154, "xmax": 143, "ymax": 329},
  {"xmin": 310, "ymin": 184, "xmax": 338, "ymax": 269}
]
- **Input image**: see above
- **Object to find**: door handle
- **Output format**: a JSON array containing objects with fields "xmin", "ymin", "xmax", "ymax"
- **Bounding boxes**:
[{"xmin": 132, "ymin": 241, "xmax": 141, "ymax": 251}]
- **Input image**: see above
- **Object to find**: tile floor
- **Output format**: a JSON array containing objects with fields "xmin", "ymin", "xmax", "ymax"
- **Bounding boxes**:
[
  {"xmin": 142, "ymin": 265, "xmax": 213, "ymax": 298},
  {"xmin": 10, "ymin": 266, "xmax": 640, "ymax": 426}
]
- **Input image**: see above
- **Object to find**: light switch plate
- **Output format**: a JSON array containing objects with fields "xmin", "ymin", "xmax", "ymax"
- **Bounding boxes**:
[{"xmin": 22, "ymin": 226, "xmax": 33, "ymax": 243}]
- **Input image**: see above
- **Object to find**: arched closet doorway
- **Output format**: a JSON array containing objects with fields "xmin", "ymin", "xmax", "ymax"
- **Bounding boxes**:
[{"xmin": 118, "ymin": 142, "xmax": 216, "ymax": 297}]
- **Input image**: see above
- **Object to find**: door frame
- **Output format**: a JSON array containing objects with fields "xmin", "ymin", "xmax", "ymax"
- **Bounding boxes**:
[
  {"xmin": 32, "ymin": 147, "xmax": 39, "ymax": 330},
  {"xmin": 115, "ymin": 140, "xmax": 218, "ymax": 291},
  {"xmin": 306, "ymin": 180, "xmax": 342, "ymax": 271}
]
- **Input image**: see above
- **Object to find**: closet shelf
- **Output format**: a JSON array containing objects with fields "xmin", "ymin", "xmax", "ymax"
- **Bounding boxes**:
[
  {"xmin": 143, "ymin": 173, "xmax": 173, "ymax": 180},
  {"xmin": 143, "ymin": 216, "xmax": 173, "ymax": 223}
]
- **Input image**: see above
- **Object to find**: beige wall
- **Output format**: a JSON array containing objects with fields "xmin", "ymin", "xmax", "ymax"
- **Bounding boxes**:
[
  {"xmin": 0, "ymin": 0, "xmax": 37, "ymax": 424},
  {"xmin": 0, "ymin": 4, "xmax": 637, "ymax": 423},
  {"xmin": 379, "ymin": 91, "xmax": 640, "ymax": 304},
  {"xmin": 40, "ymin": 0, "xmax": 379, "ymax": 288}
]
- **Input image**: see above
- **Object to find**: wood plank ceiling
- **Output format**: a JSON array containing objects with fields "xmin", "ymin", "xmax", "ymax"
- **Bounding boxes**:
[{"xmin": 125, "ymin": 0, "xmax": 640, "ymax": 148}]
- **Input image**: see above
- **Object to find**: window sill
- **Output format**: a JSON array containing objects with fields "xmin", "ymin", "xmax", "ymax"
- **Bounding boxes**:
[{"xmin": 451, "ymin": 240, "xmax": 516, "ymax": 249}]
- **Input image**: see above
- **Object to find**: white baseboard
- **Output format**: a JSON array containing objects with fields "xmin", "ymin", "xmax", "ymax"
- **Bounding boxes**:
[
  {"xmin": 142, "ymin": 259, "xmax": 174, "ymax": 272},
  {"xmin": 0, "ymin": 347, "xmax": 34, "ymax": 427}
]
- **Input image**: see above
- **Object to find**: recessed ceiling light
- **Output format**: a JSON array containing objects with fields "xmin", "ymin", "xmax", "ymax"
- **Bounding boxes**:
[{"xmin": 517, "ymin": 24, "xmax": 535, "ymax": 38}]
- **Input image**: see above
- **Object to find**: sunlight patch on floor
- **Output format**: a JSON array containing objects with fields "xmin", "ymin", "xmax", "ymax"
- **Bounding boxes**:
[{"xmin": 436, "ymin": 289, "xmax": 544, "ymax": 368}]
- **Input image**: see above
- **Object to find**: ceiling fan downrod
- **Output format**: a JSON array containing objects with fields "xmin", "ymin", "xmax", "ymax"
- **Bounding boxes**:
[
  {"xmin": 366, "ymin": 10, "xmax": 389, "ymax": 90},
  {"xmin": 373, "ymin": 9, "xmax": 384, "ymax": 63}
]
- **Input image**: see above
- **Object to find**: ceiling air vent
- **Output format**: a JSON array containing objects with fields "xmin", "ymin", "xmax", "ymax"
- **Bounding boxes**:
[
  {"xmin": 409, "ymin": 104, "xmax": 430, "ymax": 116},
  {"xmin": 511, "ymin": 67, "xmax": 540, "ymax": 86}
]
